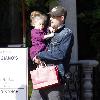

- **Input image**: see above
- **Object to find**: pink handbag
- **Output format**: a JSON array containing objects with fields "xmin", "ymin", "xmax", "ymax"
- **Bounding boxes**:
[{"xmin": 30, "ymin": 64, "xmax": 59, "ymax": 89}]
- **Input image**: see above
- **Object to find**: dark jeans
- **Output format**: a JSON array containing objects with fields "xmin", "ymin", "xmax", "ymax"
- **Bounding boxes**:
[{"xmin": 30, "ymin": 84, "xmax": 65, "ymax": 100}]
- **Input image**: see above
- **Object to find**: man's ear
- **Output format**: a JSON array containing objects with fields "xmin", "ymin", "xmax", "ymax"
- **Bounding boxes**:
[{"xmin": 61, "ymin": 16, "xmax": 64, "ymax": 21}]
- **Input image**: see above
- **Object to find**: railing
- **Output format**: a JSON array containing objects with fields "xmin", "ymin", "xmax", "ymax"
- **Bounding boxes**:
[
  {"xmin": 63, "ymin": 60, "xmax": 99, "ymax": 100},
  {"xmin": 62, "ymin": 63, "xmax": 82, "ymax": 100}
]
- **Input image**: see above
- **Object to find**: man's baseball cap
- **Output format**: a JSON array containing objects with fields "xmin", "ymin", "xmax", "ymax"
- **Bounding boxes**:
[{"xmin": 48, "ymin": 6, "xmax": 67, "ymax": 17}]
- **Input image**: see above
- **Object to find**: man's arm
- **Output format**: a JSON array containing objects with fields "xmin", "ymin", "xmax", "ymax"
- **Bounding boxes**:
[{"xmin": 37, "ymin": 31, "xmax": 74, "ymax": 62}]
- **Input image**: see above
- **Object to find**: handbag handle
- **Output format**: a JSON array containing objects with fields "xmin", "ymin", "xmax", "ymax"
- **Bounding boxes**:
[{"xmin": 37, "ymin": 61, "xmax": 47, "ymax": 68}]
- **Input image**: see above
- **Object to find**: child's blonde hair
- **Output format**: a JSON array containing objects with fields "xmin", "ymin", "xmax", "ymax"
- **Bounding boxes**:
[{"xmin": 30, "ymin": 11, "xmax": 47, "ymax": 27}]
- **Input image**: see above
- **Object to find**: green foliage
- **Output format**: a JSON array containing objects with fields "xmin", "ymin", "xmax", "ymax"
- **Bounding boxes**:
[
  {"xmin": 46, "ymin": 0, "xmax": 59, "ymax": 7},
  {"xmin": 90, "ymin": 33, "xmax": 100, "ymax": 49},
  {"xmin": 93, "ymin": 9, "xmax": 100, "ymax": 19},
  {"xmin": 77, "ymin": 0, "xmax": 100, "ymax": 59},
  {"xmin": 25, "ymin": 0, "xmax": 36, "ymax": 7}
]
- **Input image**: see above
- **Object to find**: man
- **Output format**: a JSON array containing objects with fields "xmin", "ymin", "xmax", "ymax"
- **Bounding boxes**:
[{"xmin": 30, "ymin": 5, "xmax": 74, "ymax": 100}]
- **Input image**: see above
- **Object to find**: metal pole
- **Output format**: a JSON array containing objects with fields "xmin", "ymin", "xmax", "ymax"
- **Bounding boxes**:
[{"xmin": 22, "ymin": 0, "xmax": 26, "ymax": 47}]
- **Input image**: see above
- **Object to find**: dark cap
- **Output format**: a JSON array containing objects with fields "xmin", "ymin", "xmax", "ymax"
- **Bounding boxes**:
[{"xmin": 48, "ymin": 6, "xmax": 67, "ymax": 17}]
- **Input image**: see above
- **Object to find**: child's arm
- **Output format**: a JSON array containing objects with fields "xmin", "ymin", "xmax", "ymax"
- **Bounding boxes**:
[
  {"xmin": 43, "ymin": 32, "xmax": 54, "ymax": 39},
  {"xmin": 43, "ymin": 27, "xmax": 55, "ymax": 39}
]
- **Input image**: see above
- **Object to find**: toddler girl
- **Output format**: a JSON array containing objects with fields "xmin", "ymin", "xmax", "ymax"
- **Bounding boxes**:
[{"xmin": 30, "ymin": 11, "xmax": 54, "ymax": 62}]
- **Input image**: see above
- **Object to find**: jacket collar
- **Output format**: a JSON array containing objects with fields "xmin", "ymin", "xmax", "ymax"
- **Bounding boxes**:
[{"xmin": 55, "ymin": 24, "xmax": 65, "ymax": 33}]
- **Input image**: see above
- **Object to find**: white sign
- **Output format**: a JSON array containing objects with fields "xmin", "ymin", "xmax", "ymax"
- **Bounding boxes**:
[{"xmin": 0, "ymin": 48, "xmax": 28, "ymax": 100}]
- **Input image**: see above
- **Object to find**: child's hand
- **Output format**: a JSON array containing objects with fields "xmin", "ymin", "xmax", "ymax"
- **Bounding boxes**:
[
  {"xmin": 49, "ymin": 32, "xmax": 54, "ymax": 37},
  {"xmin": 49, "ymin": 27, "xmax": 55, "ymax": 33}
]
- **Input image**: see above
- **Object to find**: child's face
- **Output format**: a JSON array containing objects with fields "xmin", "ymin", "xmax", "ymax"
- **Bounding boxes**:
[
  {"xmin": 34, "ymin": 19, "xmax": 45, "ymax": 30},
  {"xmin": 31, "ymin": 19, "xmax": 34, "ymax": 26}
]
